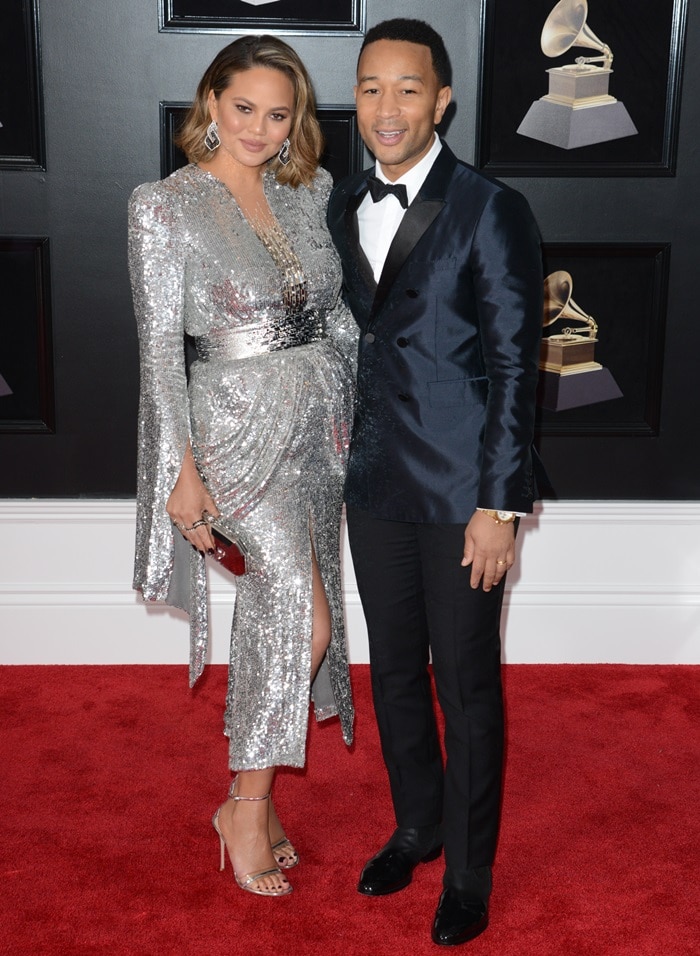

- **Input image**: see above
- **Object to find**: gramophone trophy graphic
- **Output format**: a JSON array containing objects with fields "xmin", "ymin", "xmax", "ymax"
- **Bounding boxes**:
[
  {"xmin": 518, "ymin": 0, "xmax": 638, "ymax": 150},
  {"xmin": 537, "ymin": 271, "xmax": 622, "ymax": 411}
]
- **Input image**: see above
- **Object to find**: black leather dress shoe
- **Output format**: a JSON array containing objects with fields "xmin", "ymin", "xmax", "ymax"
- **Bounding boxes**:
[
  {"xmin": 357, "ymin": 827, "xmax": 442, "ymax": 896},
  {"xmin": 431, "ymin": 889, "xmax": 489, "ymax": 946}
]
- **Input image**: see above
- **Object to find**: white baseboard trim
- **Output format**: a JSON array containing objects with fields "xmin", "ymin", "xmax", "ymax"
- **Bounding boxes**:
[{"xmin": 1, "ymin": 500, "xmax": 699, "ymax": 665}]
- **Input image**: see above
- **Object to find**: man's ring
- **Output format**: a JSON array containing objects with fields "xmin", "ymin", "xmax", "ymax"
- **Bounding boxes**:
[{"xmin": 496, "ymin": 559, "xmax": 506, "ymax": 566}]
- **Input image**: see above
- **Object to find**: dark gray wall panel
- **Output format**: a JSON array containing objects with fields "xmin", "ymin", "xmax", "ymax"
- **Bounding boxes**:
[{"xmin": 0, "ymin": 0, "xmax": 698, "ymax": 498}]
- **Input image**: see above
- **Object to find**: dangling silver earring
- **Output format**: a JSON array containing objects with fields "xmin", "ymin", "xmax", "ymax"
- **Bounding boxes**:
[
  {"xmin": 204, "ymin": 120, "xmax": 220, "ymax": 152},
  {"xmin": 278, "ymin": 138, "xmax": 291, "ymax": 166}
]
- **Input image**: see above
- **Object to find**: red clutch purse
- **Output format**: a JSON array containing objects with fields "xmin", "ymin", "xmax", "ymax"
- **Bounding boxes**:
[{"xmin": 210, "ymin": 521, "xmax": 248, "ymax": 576}]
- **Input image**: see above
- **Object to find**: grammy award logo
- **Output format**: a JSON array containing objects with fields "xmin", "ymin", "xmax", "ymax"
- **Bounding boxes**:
[
  {"xmin": 541, "ymin": 270, "xmax": 599, "ymax": 373},
  {"xmin": 537, "ymin": 271, "xmax": 622, "ymax": 411},
  {"xmin": 518, "ymin": 0, "xmax": 638, "ymax": 150}
]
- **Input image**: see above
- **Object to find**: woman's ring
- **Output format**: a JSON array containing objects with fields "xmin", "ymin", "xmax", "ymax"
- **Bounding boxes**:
[{"xmin": 177, "ymin": 521, "xmax": 205, "ymax": 533}]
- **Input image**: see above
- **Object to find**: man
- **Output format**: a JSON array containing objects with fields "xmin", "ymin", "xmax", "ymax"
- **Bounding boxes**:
[{"xmin": 327, "ymin": 19, "xmax": 543, "ymax": 947}]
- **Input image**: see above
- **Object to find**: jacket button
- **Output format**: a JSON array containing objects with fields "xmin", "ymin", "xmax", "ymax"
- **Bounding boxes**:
[
  {"xmin": 397, "ymin": 393, "xmax": 410, "ymax": 402},
  {"xmin": 406, "ymin": 289, "xmax": 419, "ymax": 298},
  {"xmin": 364, "ymin": 332, "xmax": 375, "ymax": 343},
  {"xmin": 397, "ymin": 337, "xmax": 409, "ymax": 348}
]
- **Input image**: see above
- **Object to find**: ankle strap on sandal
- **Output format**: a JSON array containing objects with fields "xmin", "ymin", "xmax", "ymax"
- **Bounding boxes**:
[{"xmin": 227, "ymin": 779, "xmax": 271, "ymax": 801}]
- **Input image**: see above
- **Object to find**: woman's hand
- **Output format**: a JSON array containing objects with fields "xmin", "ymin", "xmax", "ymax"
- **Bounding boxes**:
[{"xmin": 166, "ymin": 443, "xmax": 219, "ymax": 553}]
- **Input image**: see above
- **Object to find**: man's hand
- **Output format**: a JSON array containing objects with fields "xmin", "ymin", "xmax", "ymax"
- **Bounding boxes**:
[{"xmin": 462, "ymin": 511, "xmax": 516, "ymax": 591}]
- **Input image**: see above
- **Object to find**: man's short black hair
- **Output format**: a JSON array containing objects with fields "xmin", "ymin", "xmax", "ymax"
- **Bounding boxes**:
[{"xmin": 359, "ymin": 18, "xmax": 452, "ymax": 88}]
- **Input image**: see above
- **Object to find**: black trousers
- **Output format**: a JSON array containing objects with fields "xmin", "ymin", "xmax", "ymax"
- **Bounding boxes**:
[{"xmin": 347, "ymin": 505, "xmax": 506, "ymax": 883}]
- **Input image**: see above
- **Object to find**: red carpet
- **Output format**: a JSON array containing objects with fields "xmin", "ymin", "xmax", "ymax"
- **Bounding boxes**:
[{"xmin": 1, "ymin": 665, "xmax": 698, "ymax": 955}]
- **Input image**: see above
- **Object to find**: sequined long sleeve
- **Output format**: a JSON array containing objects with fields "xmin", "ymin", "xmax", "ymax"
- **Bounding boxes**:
[{"xmin": 128, "ymin": 182, "xmax": 208, "ymax": 678}]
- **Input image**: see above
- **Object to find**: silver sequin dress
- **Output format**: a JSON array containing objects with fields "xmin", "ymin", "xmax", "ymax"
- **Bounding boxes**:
[{"xmin": 128, "ymin": 164, "xmax": 356, "ymax": 769}]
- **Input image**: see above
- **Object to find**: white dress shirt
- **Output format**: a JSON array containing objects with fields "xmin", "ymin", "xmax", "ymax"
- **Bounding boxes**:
[{"xmin": 357, "ymin": 133, "xmax": 443, "ymax": 283}]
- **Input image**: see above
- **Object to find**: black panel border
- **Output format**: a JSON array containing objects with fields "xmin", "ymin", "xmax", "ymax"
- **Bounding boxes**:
[
  {"xmin": 159, "ymin": 0, "xmax": 365, "ymax": 35},
  {"xmin": 0, "ymin": 237, "xmax": 54, "ymax": 434},
  {"xmin": 476, "ymin": 0, "xmax": 687, "ymax": 176},
  {"xmin": 0, "ymin": 0, "xmax": 46, "ymax": 170}
]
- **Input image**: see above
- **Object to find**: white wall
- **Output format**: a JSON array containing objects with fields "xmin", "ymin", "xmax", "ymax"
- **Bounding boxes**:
[{"xmin": 1, "ymin": 500, "xmax": 699, "ymax": 665}]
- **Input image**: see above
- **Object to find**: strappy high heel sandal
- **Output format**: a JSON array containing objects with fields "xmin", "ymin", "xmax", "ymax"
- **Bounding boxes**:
[
  {"xmin": 229, "ymin": 777, "xmax": 299, "ymax": 870},
  {"xmin": 271, "ymin": 836, "xmax": 299, "ymax": 870},
  {"xmin": 212, "ymin": 792, "xmax": 292, "ymax": 897}
]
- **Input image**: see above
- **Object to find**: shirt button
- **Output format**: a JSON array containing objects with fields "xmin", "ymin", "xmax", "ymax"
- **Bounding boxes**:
[
  {"xmin": 364, "ymin": 332, "xmax": 375, "ymax": 343},
  {"xmin": 398, "ymin": 393, "xmax": 410, "ymax": 402},
  {"xmin": 406, "ymin": 289, "xmax": 419, "ymax": 298},
  {"xmin": 397, "ymin": 337, "xmax": 409, "ymax": 348}
]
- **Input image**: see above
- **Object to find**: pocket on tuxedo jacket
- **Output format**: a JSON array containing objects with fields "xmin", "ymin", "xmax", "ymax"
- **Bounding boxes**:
[{"xmin": 427, "ymin": 376, "xmax": 489, "ymax": 408}]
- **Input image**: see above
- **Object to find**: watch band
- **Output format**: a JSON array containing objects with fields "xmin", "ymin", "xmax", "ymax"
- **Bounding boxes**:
[{"xmin": 479, "ymin": 509, "xmax": 516, "ymax": 525}]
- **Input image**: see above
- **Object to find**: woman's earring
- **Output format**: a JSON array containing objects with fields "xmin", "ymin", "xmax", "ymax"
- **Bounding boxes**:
[
  {"xmin": 204, "ymin": 120, "xmax": 221, "ymax": 152},
  {"xmin": 278, "ymin": 138, "xmax": 291, "ymax": 166}
]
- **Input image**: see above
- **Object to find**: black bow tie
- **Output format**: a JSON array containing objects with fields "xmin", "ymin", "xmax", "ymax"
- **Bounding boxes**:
[{"xmin": 367, "ymin": 175, "xmax": 409, "ymax": 209}]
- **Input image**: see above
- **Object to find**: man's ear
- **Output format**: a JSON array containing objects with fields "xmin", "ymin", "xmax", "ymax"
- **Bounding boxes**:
[{"xmin": 435, "ymin": 86, "xmax": 452, "ymax": 124}]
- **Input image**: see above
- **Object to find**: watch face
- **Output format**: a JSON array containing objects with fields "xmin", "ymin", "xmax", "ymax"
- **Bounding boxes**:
[{"xmin": 496, "ymin": 511, "xmax": 515, "ymax": 522}]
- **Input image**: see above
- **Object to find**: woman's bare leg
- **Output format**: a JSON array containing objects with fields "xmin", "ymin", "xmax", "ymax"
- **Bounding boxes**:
[
  {"xmin": 216, "ymin": 767, "xmax": 291, "ymax": 894},
  {"xmin": 310, "ymin": 546, "xmax": 332, "ymax": 681}
]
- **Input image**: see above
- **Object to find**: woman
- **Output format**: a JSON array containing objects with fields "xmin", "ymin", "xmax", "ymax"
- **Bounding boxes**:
[{"xmin": 128, "ymin": 36, "xmax": 356, "ymax": 897}]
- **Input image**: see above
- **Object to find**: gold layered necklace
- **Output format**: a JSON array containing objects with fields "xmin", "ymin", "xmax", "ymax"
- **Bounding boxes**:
[
  {"xmin": 252, "ymin": 214, "xmax": 308, "ymax": 314},
  {"xmin": 204, "ymin": 155, "xmax": 309, "ymax": 315}
]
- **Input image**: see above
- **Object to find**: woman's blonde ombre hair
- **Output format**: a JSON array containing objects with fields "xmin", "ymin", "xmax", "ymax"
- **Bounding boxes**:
[{"xmin": 176, "ymin": 35, "xmax": 323, "ymax": 189}]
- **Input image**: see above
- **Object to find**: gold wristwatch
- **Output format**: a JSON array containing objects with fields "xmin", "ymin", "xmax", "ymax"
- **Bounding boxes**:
[{"xmin": 480, "ymin": 509, "xmax": 516, "ymax": 525}]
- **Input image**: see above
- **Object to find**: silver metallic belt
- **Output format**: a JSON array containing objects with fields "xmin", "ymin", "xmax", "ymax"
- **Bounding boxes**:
[{"xmin": 195, "ymin": 310, "xmax": 326, "ymax": 361}]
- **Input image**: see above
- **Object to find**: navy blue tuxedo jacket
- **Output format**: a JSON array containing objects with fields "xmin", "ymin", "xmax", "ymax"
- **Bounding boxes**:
[{"xmin": 327, "ymin": 143, "xmax": 543, "ymax": 523}]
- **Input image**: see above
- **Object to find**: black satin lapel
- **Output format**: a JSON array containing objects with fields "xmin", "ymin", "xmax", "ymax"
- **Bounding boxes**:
[
  {"xmin": 344, "ymin": 189, "xmax": 377, "ymax": 293},
  {"xmin": 369, "ymin": 199, "xmax": 445, "ymax": 326}
]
